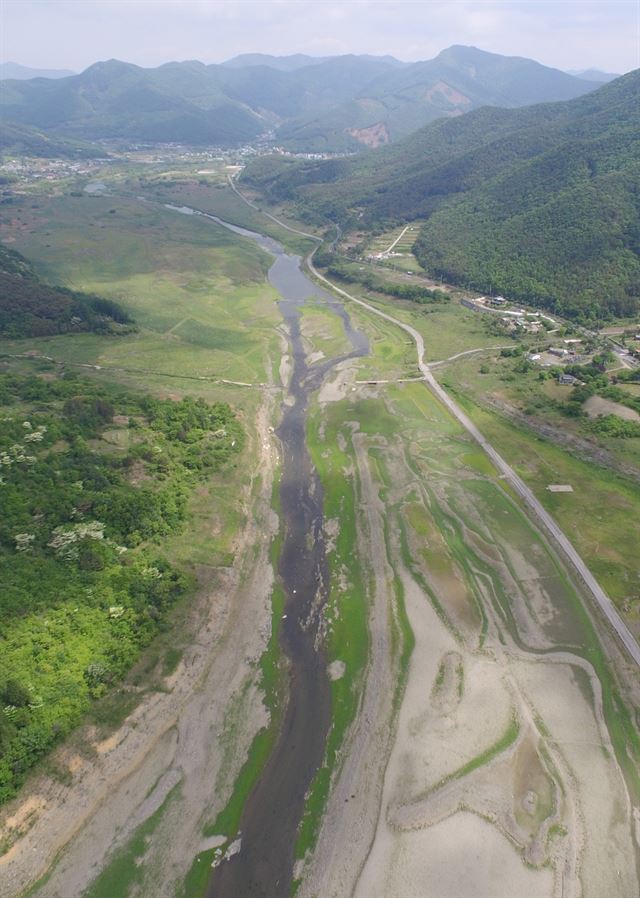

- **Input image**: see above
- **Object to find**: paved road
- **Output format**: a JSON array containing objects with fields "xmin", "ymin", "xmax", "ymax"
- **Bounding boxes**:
[
  {"xmin": 230, "ymin": 177, "xmax": 640, "ymax": 667},
  {"xmin": 381, "ymin": 224, "xmax": 410, "ymax": 255},
  {"xmin": 307, "ymin": 254, "xmax": 640, "ymax": 668},
  {"xmin": 227, "ymin": 175, "xmax": 321, "ymax": 242}
]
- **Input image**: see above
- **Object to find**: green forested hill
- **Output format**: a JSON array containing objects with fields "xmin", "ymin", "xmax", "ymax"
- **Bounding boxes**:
[
  {"xmin": 0, "ymin": 48, "xmax": 598, "ymax": 151},
  {"xmin": 245, "ymin": 71, "xmax": 640, "ymax": 320},
  {"xmin": 0, "ymin": 244, "xmax": 134, "ymax": 337},
  {"xmin": 0, "ymin": 373, "xmax": 242, "ymax": 802},
  {"xmin": 277, "ymin": 45, "xmax": 598, "ymax": 151},
  {"xmin": 0, "ymin": 121, "xmax": 102, "ymax": 158},
  {"xmin": 0, "ymin": 56, "xmax": 399, "ymax": 147}
]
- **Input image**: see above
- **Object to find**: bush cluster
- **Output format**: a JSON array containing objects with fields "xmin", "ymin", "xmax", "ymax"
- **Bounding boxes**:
[{"xmin": 0, "ymin": 373, "xmax": 242, "ymax": 801}]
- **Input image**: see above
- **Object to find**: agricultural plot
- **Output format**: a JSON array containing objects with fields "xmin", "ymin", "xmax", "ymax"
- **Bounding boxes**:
[{"xmin": 365, "ymin": 223, "xmax": 425, "ymax": 272}]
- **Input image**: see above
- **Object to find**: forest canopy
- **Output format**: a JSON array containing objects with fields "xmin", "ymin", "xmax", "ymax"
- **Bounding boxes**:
[
  {"xmin": 0, "ymin": 372, "xmax": 242, "ymax": 802},
  {"xmin": 0, "ymin": 243, "xmax": 134, "ymax": 338}
]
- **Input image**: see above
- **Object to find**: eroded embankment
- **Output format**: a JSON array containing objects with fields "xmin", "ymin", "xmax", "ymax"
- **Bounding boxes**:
[
  {"xmin": 0, "ymin": 393, "xmax": 279, "ymax": 898},
  {"xmin": 207, "ymin": 222, "xmax": 369, "ymax": 898}
]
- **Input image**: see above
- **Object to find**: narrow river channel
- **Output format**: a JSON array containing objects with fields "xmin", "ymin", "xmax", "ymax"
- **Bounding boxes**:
[{"xmin": 164, "ymin": 208, "xmax": 369, "ymax": 897}]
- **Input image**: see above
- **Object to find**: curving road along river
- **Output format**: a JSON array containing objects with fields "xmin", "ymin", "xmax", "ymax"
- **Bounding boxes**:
[
  {"xmin": 306, "ymin": 253, "xmax": 640, "ymax": 669},
  {"xmin": 227, "ymin": 180, "xmax": 640, "ymax": 667},
  {"xmin": 184, "ymin": 190, "xmax": 639, "ymax": 898}
]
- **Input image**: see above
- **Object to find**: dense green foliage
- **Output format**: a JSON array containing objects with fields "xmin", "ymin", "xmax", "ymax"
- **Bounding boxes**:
[
  {"xmin": 278, "ymin": 45, "xmax": 597, "ymax": 151},
  {"xmin": 0, "ymin": 243, "xmax": 134, "ymax": 337},
  {"xmin": 587, "ymin": 415, "xmax": 640, "ymax": 438},
  {"xmin": 0, "ymin": 55, "xmax": 397, "ymax": 148},
  {"xmin": 0, "ymin": 372, "xmax": 242, "ymax": 802},
  {"xmin": 0, "ymin": 47, "xmax": 598, "ymax": 152},
  {"xmin": 323, "ymin": 260, "xmax": 450, "ymax": 304},
  {"xmin": 555, "ymin": 362, "xmax": 640, "ymax": 437},
  {"xmin": 246, "ymin": 71, "xmax": 639, "ymax": 321},
  {"xmin": 0, "ymin": 121, "xmax": 101, "ymax": 158}
]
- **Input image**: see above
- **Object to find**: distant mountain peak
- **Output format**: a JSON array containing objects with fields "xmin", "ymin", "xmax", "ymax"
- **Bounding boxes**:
[
  {"xmin": 81, "ymin": 59, "xmax": 141, "ymax": 75},
  {"xmin": 0, "ymin": 49, "xmax": 608, "ymax": 154},
  {"xmin": 567, "ymin": 67, "xmax": 621, "ymax": 83},
  {"xmin": 0, "ymin": 61, "xmax": 76, "ymax": 80},
  {"xmin": 221, "ymin": 52, "xmax": 405, "ymax": 72}
]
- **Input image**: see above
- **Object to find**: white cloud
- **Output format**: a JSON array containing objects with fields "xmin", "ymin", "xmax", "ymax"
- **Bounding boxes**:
[{"xmin": 2, "ymin": 0, "xmax": 637, "ymax": 73}]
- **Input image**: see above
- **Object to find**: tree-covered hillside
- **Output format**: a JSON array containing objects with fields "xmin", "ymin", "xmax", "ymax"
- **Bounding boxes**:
[
  {"xmin": 245, "ymin": 71, "xmax": 640, "ymax": 321},
  {"xmin": 0, "ymin": 372, "xmax": 242, "ymax": 802},
  {"xmin": 0, "ymin": 121, "xmax": 102, "ymax": 158},
  {"xmin": 0, "ymin": 55, "xmax": 399, "ymax": 148},
  {"xmin": 0, "ymin": 47, "xmax": 598, "ymax": 151},
  {"xmin": 278, "ymin": 45, "xmax": 599, "ymax": 151},
  {"xmin": 0, "ymin": 244, "xmax": 134, "ymax": 337}
]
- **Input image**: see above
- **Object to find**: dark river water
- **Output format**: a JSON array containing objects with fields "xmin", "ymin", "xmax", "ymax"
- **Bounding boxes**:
[{"xmin": 166, "ymin": 208, "xmax": 368, "ymax": 897}]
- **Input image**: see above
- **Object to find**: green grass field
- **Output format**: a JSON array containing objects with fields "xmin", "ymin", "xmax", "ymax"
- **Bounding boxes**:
[
  {"xmin": 323, "ymin": 277, "xmax": 509, "ymax": 364},
  {"xmin": 0, "ymin": 193, "xmax": 282, "ymax": 385},
  {"xmin": 299, "ymin": 303, "xmax": 354, "ymax": 360},
  {"xmin": 454, "ymin": 392, "xmax": 640, "ymax": 623},
  {"xmin": 138, "ymin": 180, "xmax": 317, "ymax": 256}
]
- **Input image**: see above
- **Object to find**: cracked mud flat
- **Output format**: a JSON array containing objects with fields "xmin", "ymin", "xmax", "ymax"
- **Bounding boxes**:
[{"xmin": 297, "ymin": 382, "xmax": 640, "ymax": 898}]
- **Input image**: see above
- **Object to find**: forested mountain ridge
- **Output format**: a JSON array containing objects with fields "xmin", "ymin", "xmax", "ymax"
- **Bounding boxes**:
[
  {"xmin": 221, "ymin": 52, "xmax": 406, "ymax": 72},
  {"xmin": 568, "ymin": 68, "xmax": 620, "ymax": 83},
  {"xmin": 0, "ymin": 47, "xmax": 600, "ymax": 150},
  {"xmin": 244, "ymin": 70, "xmax": 640, "ymax": 321},
  {"xmin": 0, "ymin": 121, "xmax": 102, "ymax": 158},
  {"xmin": 278, "ymin": 45, "xmax": 600, "ymax": 150},
  {"xmin": 0, "ymin": 55, "xmax": 401, "ymax": 147},
  {"xmin": 0, "ymin": 62, "xmax": 75, "ymax": 80},
  {"xmin": 0, "ymin": 243, "xmax": 134, "ymax": 337}
]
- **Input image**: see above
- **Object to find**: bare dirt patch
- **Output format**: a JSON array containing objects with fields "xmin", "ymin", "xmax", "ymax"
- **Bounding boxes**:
[{"xmin": 583, "ymin": 395, "xmax": 640, "ymax": 422}]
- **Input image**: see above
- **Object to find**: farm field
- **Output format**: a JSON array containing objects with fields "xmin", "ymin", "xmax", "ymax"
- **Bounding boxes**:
[{"xmin": 365, "ymin": 223, "xmax": 425, "ymax": 272}]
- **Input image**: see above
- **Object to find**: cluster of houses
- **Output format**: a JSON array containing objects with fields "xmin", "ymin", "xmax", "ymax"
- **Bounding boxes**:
[
  {"xmin": 461, "ymin": 296, "xmax": 558, "ymax": 335},
  {"xmin": 527, "ymin": 339, "xmax": 588, "ymax": 372}
]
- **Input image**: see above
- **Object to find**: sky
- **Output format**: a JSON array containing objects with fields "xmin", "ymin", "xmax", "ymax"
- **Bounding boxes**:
[{"xmin": 2, "ymin": 0, "xmax": 639, "ymax": 75}]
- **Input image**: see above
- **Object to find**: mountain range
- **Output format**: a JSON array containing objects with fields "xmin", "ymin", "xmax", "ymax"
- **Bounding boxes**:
[
  {"xmin": 0, "ymin": 62, "xmax": 76, "ymax": 80},
  {"xmin": 0, "ymin": 46, "xmax": 602, "ymax": 151},
  {"xmin": 278, "ymin": 45, "xmax": 603, "ymax": 150},
  {"xmin": 567, "ymin": 68, "xmax": 620, "ymax": 83},
  {"xmin": 244, "ymin": 71, "xmax": 640, "ymax": 321}
]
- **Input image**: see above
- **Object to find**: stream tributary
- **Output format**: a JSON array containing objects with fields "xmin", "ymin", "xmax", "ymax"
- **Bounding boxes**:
[{"xmin": 165, "ymin": 208, "xmax": 369, "ymax": 897}]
